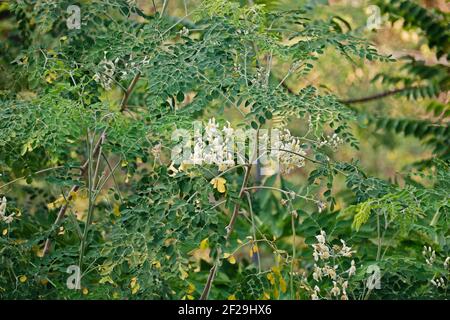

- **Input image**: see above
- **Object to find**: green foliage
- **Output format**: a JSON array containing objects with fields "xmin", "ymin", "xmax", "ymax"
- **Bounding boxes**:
[{"xmin": 0, "ymin": 0, "xmax": 448, "ymax": 300}]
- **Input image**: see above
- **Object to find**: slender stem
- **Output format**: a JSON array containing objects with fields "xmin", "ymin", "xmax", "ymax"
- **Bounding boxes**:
[
  {"xmin": 245, "ymin": 191, "xmax": 261, "ymax": 273},
  {"xmin": 42, "ymin": 131, "xmax": 106, "ymax": 257},
  {"xmin": 200, "ymin": 164, "xmax": 253, "ymax": 300},
  {"xmin": 79, "ymin": 131, "xmax": 105, "ymax": 272},
  {"xmin": 290, "ymin": 204, "xmax": 296, "ymax": 299},
  {"xmin": 340, "ymin": 87, "xmax": 411, "ymax": 104},
  {"xmin": 162, "ymin": 0, "xmax": 170, "ymax": 16},
  {"xmin": 226, "ymin": 165, "xmax": 252, "ymax": 238},
  {"xmin": 78, "ymin": 132, "xmax": 95, "ymax": 271},
  {"xmin": 0, "ymin": 166, "xmax": 66, "ymax": 191},
  {"xmin": 376, "ymin": 213, "xmax": 381, "ymax": 261}
]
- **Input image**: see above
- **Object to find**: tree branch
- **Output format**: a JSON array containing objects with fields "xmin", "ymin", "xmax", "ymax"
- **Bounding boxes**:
[
  {"xmin": 339, "ymin": 87, "xmax": 410, "ymax": 104},
  {"xmin": 42, "ymin": 131, "xmax": 106, "ymax": 257},
  {"xmin": 120, "ymin": 72, "xmax": 141, "ymax": 112}
]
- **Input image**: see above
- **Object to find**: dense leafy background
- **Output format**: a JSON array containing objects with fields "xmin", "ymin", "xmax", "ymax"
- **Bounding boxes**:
[{"xmin": 0, "ymin": 0, "xmax": 448, "ymax": 300}]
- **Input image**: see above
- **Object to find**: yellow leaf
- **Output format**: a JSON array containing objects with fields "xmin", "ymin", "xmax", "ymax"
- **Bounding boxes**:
[
  {"xmin": 273, "ymin": 286, "xmax": 279, "ymax": 299},
  {"xmin": 271, "ymin": 266, "xmax": 281, "ymax": 276},
  {"xmin": 199, "ymin": 238, "xmax": 209, "ymax": 250},
  {"xmin": 179, "ymin": 265, "xmax": 189, "ymax": 280},
  {"xmin": 2, "ymin": 229, "xmax": 7, "ymax": 236},
  {"xmin": 40, "ymin": 279, "xmax": 48, "ymax": 286},
  {"xmin": 131, "ymin": 283, "xmax": 140, "ymax": 295},
  {"xmin": 227, "ymin": 294, "xmax": 237, "ymax": 300},
  {"xmin": 45, "ymin": 72, "xmax": 57, "ymax": 84},
  {"xmin": 152, "ymin": 260, "xmax": 161, "ymax": 269},
  {"xmin": 210, "ymin": 177, "xmax": 227, "ymax": 193},
  {"xmin": 19, "ymin": 275, "xmax": 27, "ymax": 283},
  {"xmin": 252, "ymin": 245, "xmax": 258, "ymax": 253},
  {"xmin": 267, "ymin": 272, "xmax": 275, "ymax": 285},
  {"xmin": 187, "ymin": 283, "xmax": 196, "ymax": 294},
  {"xmin": 130, "ymin": 277, "xmax": 140, "ymax": 295},
  {"xmin": 227, "ymin": 255, "xmax": 236, "ymax": 264},
  {"xmin": 113, "ymin": 204, "xmax": 121, "ymax": 217},
  {"xmin": 262, "ymin": 292, "xmax": 270, "ymax": 300},
  {"xmin": 69, "ymin": 190, "xmax": 78, "ymax": 201},
  {"xmin": 99, "ymin": 276, "xmax": 114, "ymax": 285},
  {"xmin": 47, "ymin": 196, "xmax": 66, "ymax": 210},
  {"xmin": 82, "ymin": 287, "xmax": 89, "ymax": 295},
  {"xmin": 280, "ymin": 277, "xmax": 287, "ymax": 293}
]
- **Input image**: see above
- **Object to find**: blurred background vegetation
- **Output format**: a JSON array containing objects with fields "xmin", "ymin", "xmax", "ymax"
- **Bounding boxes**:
[{"xmin": 0, "ymin": 0, "xmax": 448, "ymax": 300}]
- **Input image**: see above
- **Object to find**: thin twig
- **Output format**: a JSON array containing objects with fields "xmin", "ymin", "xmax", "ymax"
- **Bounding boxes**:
[
  {"xmin": 200, "ymin": 164, "xmax": 253, "ymax": 300},
  {"xmin": 339, "ymin": 87, "xmax": 410, "ymax": 104},
  {"xmin": 120, "ymin": 72, "xmax": 141, "ymax": 112}
]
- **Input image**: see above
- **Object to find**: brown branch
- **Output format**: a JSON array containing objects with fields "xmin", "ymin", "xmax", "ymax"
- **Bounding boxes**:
[
  {"xmin": 120, "ymin": 72, "xmax": 141, "ymax": 112},
  {"xmin": 42, "ymin": 132, "xmax": 106, "ymax": 257},
  {"xmin": 273, "ymin": 72, "xmax": 419, "ymax": 106},
  {"xmin": 339, "ymin": 87, "xmax": 410, "ymax": 104}
]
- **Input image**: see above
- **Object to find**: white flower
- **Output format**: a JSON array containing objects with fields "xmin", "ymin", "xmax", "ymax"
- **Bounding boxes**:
[
  {"xmin": 311, "ymin": 285, "xmax": 320, "ymax": 300},
  {"xmin": 315, "ymin": 230, "xmax": 326, "ymax": 245},
  {"xmin": 312, "ymin": 264, "xmax": 322, "ymax": 281},
  {"xmin": 276, "ymin": 129, "xmax": 307, "ymax": 174},
  {"xmin": 444, "ymin": 257, "xmax": 450, "ymax": 269},
  {"xmin": 0, "ymin": 197, "xmax": 6, "ymax": 216},
  {"xmin": 348, "ymin": 260, "xmax": 356, "ymax": 277},
  {"xmin": 330, "ymin": 281, "xmax": 340, "ymax": 296},
  {"xmin": 313, "ymin": 251, "xmax": 319, "ymax": 262},
  {"xmin": 0, "ymin": 197, "xmax": 14, "ymax": 224},
  {"xmin": 339, "ymin": 239, "xmax": 356, "ymax": 257},
  {"xmin": 342, "ymin": 281, "xmax": 348, "ymax": 290},
  {"xmin": 93, "ymin": 56, "xmax": 116, "ymax": 90},
  {"xmin": 180, "ymin": 27, "xmax": 190, "ymax": 36},
  {"xmin": 317, "ymin": 201, "xmax": 326, "ymax": 213},
  {"xmin": 312, "ymin": 243, "xmax": 330, "ymax": 261},
  {"xmin": 323, "ymin": 265, "xmax": 337, "ymax": 280},
  {"xmin": 423, "ymin": 246, "xmax": 436, "ymax": 266}
]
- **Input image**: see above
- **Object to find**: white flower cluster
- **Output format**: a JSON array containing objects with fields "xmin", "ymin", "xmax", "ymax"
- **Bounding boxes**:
[
  {"xmin": 312, "ymin": 231, "xmax": 356, "ymax": 262},
  {"xmin": 93, "ymin": 58, "xmax": 116, "ymax": 90},
  {"xmin": 272, "ymin": 129, "xmax": 307, "ymax": 174},
  {"xmin": 422, "ymin": 246, "xmax": 436, "ymax": 266},
  {"xmin": 0, "ymin": 196, "xmax": 14, "ymax": 224},
  {"xmin": 173, "ymin": 119, "xmax": 309, "ymax": 174},
  {"xmin": 310, "ymin": 231, "xmax": 356, "ymax": 300},
  {"xmin": 430, "ymin": 277, "xmax": 446, "ymax": 288},
  {"xmin": 93, "ymin": 52, "xmax": 149, "ymax": 90},
  {"xmin": 423, "ymin": 247, "xmax": 449, "ymax": 290},
  {"xmin": 318, "ymin": 133, "xmax": 344, "ymax": 149}
]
